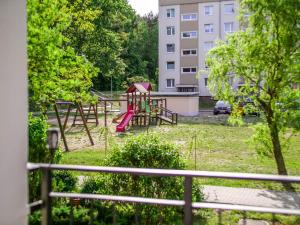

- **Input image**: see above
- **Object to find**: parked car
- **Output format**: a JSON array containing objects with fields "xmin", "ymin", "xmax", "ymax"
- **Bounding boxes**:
[{"xmin": 213, "ymin": 101, "xmax": 231, "ymax": 115}]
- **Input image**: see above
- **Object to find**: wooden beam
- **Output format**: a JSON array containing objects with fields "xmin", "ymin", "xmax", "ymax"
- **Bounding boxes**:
[
  {"xmin": 77, "ymin": 103, "xmax": 94, "ymax": 146},
  {"xmin": 54, "ymin": 104, "xmax": 69, "ymax": 151}
]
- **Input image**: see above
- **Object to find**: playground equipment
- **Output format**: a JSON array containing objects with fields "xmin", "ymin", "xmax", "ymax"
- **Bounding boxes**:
[
  {"xmin": 116, "ymin": 83, "xmax": 178, "ymax": 133},
  {"xmin": 72, "ymin": 103, "xmax": 99, "ymax": 126},
  {"xmin": 54, "ymin": 101, "xmax": 95, "ymax": 151}
]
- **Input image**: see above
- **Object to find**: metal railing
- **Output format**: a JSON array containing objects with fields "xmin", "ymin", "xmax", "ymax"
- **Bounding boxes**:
[{"xmin": 27, "ymin": 163, "xmax": 300, "ymax": 225}]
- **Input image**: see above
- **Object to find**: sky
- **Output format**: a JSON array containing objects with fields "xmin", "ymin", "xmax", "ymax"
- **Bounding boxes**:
[{"xmin": 128, "ymin": 0, "xmax": 158, "ymax": 16}]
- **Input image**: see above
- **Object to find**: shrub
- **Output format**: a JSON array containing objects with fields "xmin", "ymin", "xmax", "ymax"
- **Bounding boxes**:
[
  {"xmin": 81, "ymin": 134, "xmax": 203, "ymax": 225},
  {"xmin": 53, "ymin": 170, "xmax": 78, "ymax": 192},
  {"xmin": 29, "ymin": 206, "xmax": 91, "ymax": 225},
  {"xmin": 28, "ymin": 113, "xmax": 76, "ymax": 201}
]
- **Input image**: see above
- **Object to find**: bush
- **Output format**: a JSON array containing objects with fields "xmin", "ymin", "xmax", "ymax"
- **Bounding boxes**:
[
  {"xmin": 28, "ymin": 113, "xmax": 51, "ymax": 163},
  {"xmin": 29, "ymin": 206, "xmax": 91, "ymax": 225},
  {"xmin": 28, "ymin": 113, "xmax": 76, "ymax": 201},
  {"xmin": 81, "ymin": 134, "xmax": 203, "ymax": 225},
  {"xmin": 53, "ymin": 170, "xmax": 78, "ymax": 192}
]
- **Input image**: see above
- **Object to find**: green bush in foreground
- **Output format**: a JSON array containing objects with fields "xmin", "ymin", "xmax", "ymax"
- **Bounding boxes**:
[{"xmin": 81, "ymin": 134, "xmax": 203, "ymax": 225}]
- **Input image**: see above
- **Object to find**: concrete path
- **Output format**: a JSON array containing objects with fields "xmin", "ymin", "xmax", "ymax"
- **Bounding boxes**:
[{"xmin": 203, "ymin": 185, "xmax": 300, "ymax": 209}]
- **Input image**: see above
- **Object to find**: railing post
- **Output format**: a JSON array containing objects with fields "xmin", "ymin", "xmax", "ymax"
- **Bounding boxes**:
[
  {"xmin": 217, "ymin": 209, "xmax": 223, "ymax": 225},
  {"xmin": 41, "ymin": 168, "xmax": 52, "ymax": 225},
  {"xmin": 184, "ymin": 176, "xmax": 193, "ymax": 225}
]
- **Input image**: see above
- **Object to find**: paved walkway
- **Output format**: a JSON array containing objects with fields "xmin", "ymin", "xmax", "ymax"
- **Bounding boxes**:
[{"xmin": 203, "ymin": 185, "xmax": 300, "ymax": 209}]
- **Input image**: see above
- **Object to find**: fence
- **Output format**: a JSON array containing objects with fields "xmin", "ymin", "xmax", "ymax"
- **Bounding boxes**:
[{"xmin": 27, "ymin": 163, "xmax": 300, "ymax": 225}]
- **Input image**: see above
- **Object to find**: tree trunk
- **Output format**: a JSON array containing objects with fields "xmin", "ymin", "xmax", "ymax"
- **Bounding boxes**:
[{"xmin": 266, "ymin": 114, "xmax": 295, "ymax": 192}]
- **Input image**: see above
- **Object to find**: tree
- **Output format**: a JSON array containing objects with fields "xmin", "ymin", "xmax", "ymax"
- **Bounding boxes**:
[
  {"xmin": 66, "ymin": 0, "xmax": 137, "ymax": 91},
  {"xmin": 207, "ymin": 0, "xmax": 300, "ymax": 190},
  {"xmin": 27, "ymin": 0, "xmax": 98, "ymax": 111},
  {"xmin": 123, "ymin": 13, "xmax": 159, "ymax": 88}
]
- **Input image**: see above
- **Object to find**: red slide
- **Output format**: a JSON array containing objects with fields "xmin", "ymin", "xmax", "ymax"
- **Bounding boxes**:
[{"xmin": 116, "ymin": 110, "xmax": 134, "ymax": 132}]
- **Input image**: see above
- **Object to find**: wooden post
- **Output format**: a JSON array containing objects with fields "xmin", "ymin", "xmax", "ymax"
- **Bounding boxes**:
[
  {"xmin": 184, "ymin": 177, "xmax": 193, "ymax": 225},
  {"xmin": 54, "ymin": 104, "xmax": 69, "ymax": 151},
  {"xmin": 94, "ymin": 103, "xmax": 99, "ymax": 126},
  {"xmin": 63, "ymin": 104, "xmax": 71, "ymax": 131},
  {"xmin": 104, "ymin": 100, "xmax": 107, "ymax": 127},
  {"xmin": 77, "ymin": 103, "xmax": 94, "ymax": 146},
  {"xmin": 127, "ymin": 93, "xmax": 129, "ymax": 109},
  {"xmin": 41, "ymin": 168, "xmax": 52, "ymax": 225},
  {"xmin": 164, "ymin": 98, "xmax": 167, "ymax": 117},
  {"xmin": 72, "ymin": 108, "xmax": 78, "ymax": 127}
]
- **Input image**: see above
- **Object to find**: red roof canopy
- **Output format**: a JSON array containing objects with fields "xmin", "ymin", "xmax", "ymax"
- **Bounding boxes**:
[{"xmin": 126, "ymin": 82, "xmax": 152, "ymax": 93}]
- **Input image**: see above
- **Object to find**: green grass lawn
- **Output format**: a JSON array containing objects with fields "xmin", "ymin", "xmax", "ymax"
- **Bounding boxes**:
[
  {"xmin": 59, "ymin": 116, "xmax": 300, "ymax": 224},
  {"xmin": 61, "ymin": 119, "xmax": 300, "ymax": 177}
]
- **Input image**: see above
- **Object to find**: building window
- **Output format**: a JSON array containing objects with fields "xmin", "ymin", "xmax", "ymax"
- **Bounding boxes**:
[
  {"xmin": 167, "ymin": 26, "xmax": 175, "ymax": 35},
  {"xmin": 204, "ymin": 78, "xmax": 208, "ymax": 86},
  {"xmin": 204, "ymin": 41, "xmax": 214, "ymax": 52},
  {"xmin": 178, "ymin": 87, "xmax": 197, "ymax": 92},
  {"xmin": 182, "ymin": 49, "xmax": 197, "ymax": 56},
  {"xmin": 166, "ymin": 79, "xmax": 175, "ymax": 88},
  {"xmin": 204, "ymin": 24, "xmax": 213, "ymax": 33},
  {"xmin": 224, "ymin": 4, "xmax": 234, "ymax": 14},
  {"xmin": 166, "ymin": 44, "xmax": 175, "ymax": 53},
  {"xmin": 224, "ymin": 22, "xmax": 234, "ymax": 33},
  {"xmin": 182, "ymin": 67, "xmax": 197, "ymax": 73},
  {"xmin": 181, "ymin": 31, "xmax": 197, "ymax": 39},
  {"xmin": 167, "ymin": 61, "xmax": 175, "ymax": 70},
  {"xmin": 167, "ymin": 9, "xmax": 175, "ymax": 18},
  {"xmin": 204, "ymin": 6, "xmax": 213, "ymax": 15},
  {"xmin": 181, "ymin": 13, "xmax": 197, "ymax": 21}
]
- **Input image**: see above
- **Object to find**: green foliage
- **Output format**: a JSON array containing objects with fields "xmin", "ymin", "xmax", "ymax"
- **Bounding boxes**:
[
  {"xmin": 28, "ymin": 113, "xmax": 77, "ymax": 202},
  {"xmin": 29, "ymin": 206, "xmax": 91, "ymax": 225},
  {"xmin": 248, "ymin": 123, "xmax": 273, "ymax": 157},
  {"xmin": 27, "ymin": 0, "xmax": 159, "ymax": 108},
  {"xmin": 66, "ymin": 0, "xmax": 137, "ymax": 91},
  {"xmin": 79, "ymin": 134, "xmax": 203, "ymax": 224},
  {"xmin": 27, "ymin": 0, "xmax": 98, "ymax": 111},
  {"xmin": 207, "ymin": 0, "xmax": 300, "ymax": 177},
  {"xmin": 53, "ymin": 170, "xmax": 78, "ymax": 192},
  {"xmin": 28, "ymin": 113, "xmax": 51, "ymax": 163},
  {"xmin": 122, "ymin": 13, "xmax": 159, "ymax": 87},
  {"xmin": 29, "ymin": 113, "xmax": 61, "ymax": 201}
]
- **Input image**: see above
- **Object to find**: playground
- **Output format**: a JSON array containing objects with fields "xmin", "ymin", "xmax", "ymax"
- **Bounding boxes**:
[{"xmin": 49, "ymin": 83, "xmax": 178, "ymax": 151}]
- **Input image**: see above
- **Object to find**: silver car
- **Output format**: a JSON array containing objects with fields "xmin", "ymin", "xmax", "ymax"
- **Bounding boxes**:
[{"xmin": 213, "ymin": 101, "xmax": 231, "ymax": 115}]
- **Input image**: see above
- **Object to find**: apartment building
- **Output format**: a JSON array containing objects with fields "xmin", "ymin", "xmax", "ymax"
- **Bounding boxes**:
[{"xmin": 158, "ymin": 0, "xmax": 239, "ymax": 99}]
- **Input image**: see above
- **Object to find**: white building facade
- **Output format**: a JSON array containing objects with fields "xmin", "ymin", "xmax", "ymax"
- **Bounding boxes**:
[{"xmin": 159, "ymin": 0, "xmax": 240, "ymax": 99}]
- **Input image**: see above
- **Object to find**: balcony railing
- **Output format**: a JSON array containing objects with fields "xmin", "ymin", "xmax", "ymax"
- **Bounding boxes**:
[{"xmin": 27, "ymin": 163, "xmax": 300, "ymax": 225}]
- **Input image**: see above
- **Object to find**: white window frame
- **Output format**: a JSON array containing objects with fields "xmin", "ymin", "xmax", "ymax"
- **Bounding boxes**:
[
  {"xmin": 181, "ymin": 49, "xmax": 197, "ymax": 56},
  {"xmin": 181, "ymin": 13, "xmax": 197, "ymax": 21},
  {"xmin": 166, "ymin": 61, "xmax": 175, "ymax": 70},
  {"xmin": 181, "ymin": 67, "xmax": 197, "ymax": 74},
  {"xmin": 167, "ymin": 26, "xmax": 175, "ymax": 36},
  {"xmin": 204, "ymin": 6, "xmax": 213, "ymax": 16},
  {"xmin": 181, "ymin": 31, "xmax": 198, "ymax": 39},
  {"xmin": 204, "ymin": 24, "xmax": 213, "ymax": 33},
  {"xmin": 166, "ymin": 44, "xmax": 175, "ymax": 53},
  {"xmin": 224, "ymin": 22, "xmax": 234, "ymax": 33},
  {"xmin": 204, "ymin": 41, "xmax": 214, "ymax": 52},
  {"xmin": 224, "ymin": 4, "xmax": 234, "ymax": 14},
  {"xmin": 166, "ymin": 79, "xmax": 175, "ymax": 88},
  {"xmin": 167, "ymin": 8, "xmax": 175, "ymax": 18}
]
